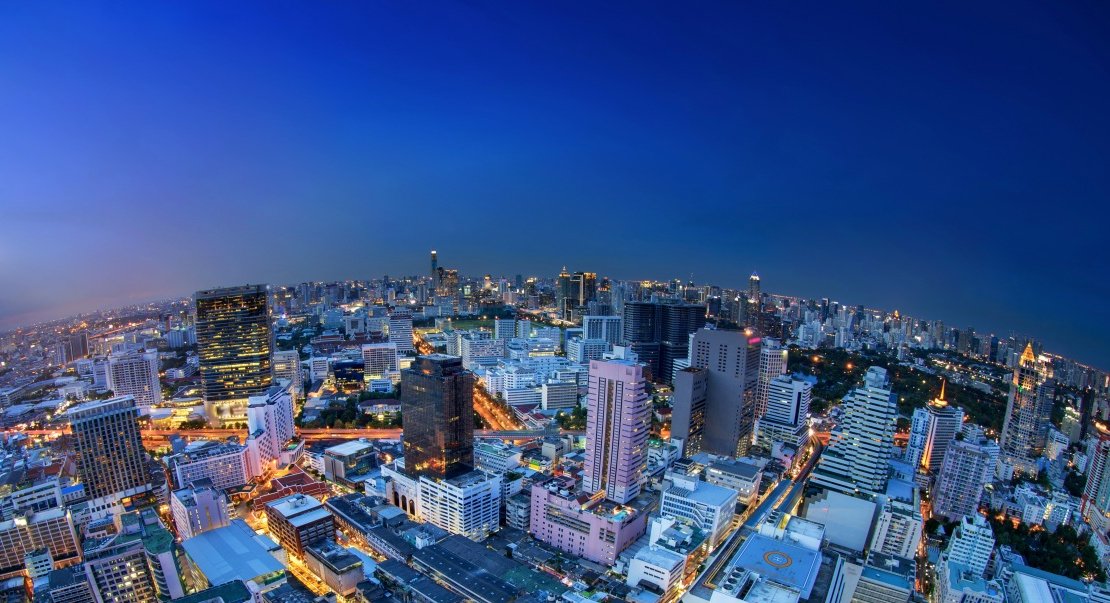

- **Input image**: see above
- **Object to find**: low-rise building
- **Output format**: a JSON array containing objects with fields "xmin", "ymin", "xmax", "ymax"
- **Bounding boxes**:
[{"xmin": 528, "ymin": 476, "xmax": 651, "ymax": 565}]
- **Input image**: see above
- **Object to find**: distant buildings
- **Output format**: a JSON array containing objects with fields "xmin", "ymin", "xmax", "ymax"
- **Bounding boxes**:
[
  {"xmin": 388, "ymin": 309, "xmax": 415, "ymax": 354},
  {"xmin": 272, "ymin": 349, "xmax": 303, "ymax": 396},
  {"xmin": 582, "ymin": 359, "xmax": 650, "ymax": 504},
  {"xmin": 195, "ymin": 285, "xmax": 274, "ymax": 426},
  {"xmin": 998, "ymin": 342, "xmax": 1055, "ymax": 479},
  {"xmin": 810, "ymin": 367, "xmax": 896, "ymax": 496}
]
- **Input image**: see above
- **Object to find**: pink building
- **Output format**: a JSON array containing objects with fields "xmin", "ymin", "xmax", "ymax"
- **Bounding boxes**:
[
  {"xmin": 529, "ymin": 476, "xmax": 649, "ymax": 565},
  {"xmin": 583, "ymin": 359, "xmax": 650, "ymax": 504}
]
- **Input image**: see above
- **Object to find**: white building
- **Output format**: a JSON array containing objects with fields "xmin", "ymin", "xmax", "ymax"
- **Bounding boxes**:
[
  {"xmin": 757, "ymin": 375, "xmax": 812, "ymax": 451},
  {"xmin": 811, "ymin": 367, "xmax": 897, "ymax": 496},
  {"xmin": 473, "ymin": 441, "xmax": 522, "ymax": 473},
  {"xmin": 566, "ymin": 337, "xmax": 610, "ymax": 363},
  {"xmin": 703, "ymin": 458, "xmax": 762, "ymax": 505},
  {"xmin": 625, "ymin": 545, "xmax": 685, "ymax": 596},
  {"xmin": 582, "ymin": 316, "xmax": 623, "ymax": 346},
  {"xmin": 170, "ymin": 484, "xmax": 230, "ymax": 540},
  {"xmin": 659, "ymin": 472, "xmax": 737, "ymax": 547},
  {"xmin": 755, "ymin": 339, "xmax": 787, "ymax": 420},
  {"xmin": 106, "ymin": 351, "xmax": 161, "ymax": 408},
  {"xmin": 245, "ymin": 385, "xmax": 296, "ymax": 477},
  {"xmin": 165, "ymin": 440, "xmax": 250, "ymax": 491},
  {"xmin": 868, "ymin": 500, "xmax": 922, "ymax": 561},
  {"xmin": 417, "ymin": 470, "xmax": 502, "ymax": 541},
  {"xmin": 272, "ymin": 350, "xmax": 303, "ymax": 396},
  {"xmin": 933, "ymin": 438, "xmax": 997, "ymax": 521},
  {"xmin": 541, "ymin": 380, "xmax": 578, "ymax": 411},
  {"xmin": 388, "ymin": 309, "xmax": 414, "ymax": 354},
  {"xmin": 309, "ymin": 356, "xmax": 330, "ymax": 384},
  {"xmin": 362, "ymin": 342, "xmax": 400, "ymax": 384},
  {"xmin": 946, "ymin": 515, "xmax": 995, "ymax": 577},
  {"xmin": 493, "ymin": 318, "xmax": 516, "ymax": 340},
  {"xmin": 460, "ymin": 334, "xmax": 506, "ymax": 371}
]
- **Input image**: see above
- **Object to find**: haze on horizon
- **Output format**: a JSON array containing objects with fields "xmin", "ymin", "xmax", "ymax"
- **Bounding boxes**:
[{"xmin": 1, "ymin": 1, "xmax": 1108, "ymax": 367}]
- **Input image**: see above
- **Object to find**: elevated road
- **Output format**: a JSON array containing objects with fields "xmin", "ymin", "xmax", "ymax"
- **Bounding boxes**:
[{"xmin": 8, "ymin": 426, "xmax": 580, "ymax": 442}]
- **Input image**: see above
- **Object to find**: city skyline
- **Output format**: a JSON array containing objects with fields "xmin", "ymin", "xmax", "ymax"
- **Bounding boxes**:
[{"xmin": 2, "ymin": 1, "xmax": 1109, "ymax": 367}]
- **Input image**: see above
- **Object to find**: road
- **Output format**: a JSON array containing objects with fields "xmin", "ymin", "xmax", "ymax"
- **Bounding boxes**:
[{"xmin": 10, "ymin": 425, "xmax": 581, "ymax": 442}]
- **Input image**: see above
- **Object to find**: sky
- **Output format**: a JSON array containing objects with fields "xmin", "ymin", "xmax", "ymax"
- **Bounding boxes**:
[{"xmin": 1, "ymin": 1, "xmax": 1108, "ymax": 367}]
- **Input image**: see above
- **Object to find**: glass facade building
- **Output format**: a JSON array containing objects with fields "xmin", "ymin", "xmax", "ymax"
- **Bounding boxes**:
[
  {"xmin": 195, "ymin": 285, "xmax": 273, "ymax": 424},
  {"xmin": 400, "ymin": 354, "xmax": 475, "ymax": 479}
]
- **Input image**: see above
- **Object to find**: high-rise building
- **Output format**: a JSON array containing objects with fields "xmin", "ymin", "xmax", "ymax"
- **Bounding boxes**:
[
  {"xmin": 686, "ymin": 327, "xmax": 761, "ymax": 457},
  {"xmin": 362, "ymin": 342, "xmax": 400, "ymax": 384},
  {"xmin": 622, "ymin": 301, "xmax": 706, "ymax": 382},
  {"xmin": 998, "ymin": 342, "xmax": 1055, "ymax": 479},
  {"xmin": 400, "ymin": 355, "xmax": 476, "ymax": 479},
  {"xmin": 1081, "ymin": 421, "xmax": 1110, "ymax": 524},
  {"xmin": 755, "ymin": 339, "xmax": 787, "ymax": 420},
  {"xmin": 945, "ymin": 515, "xmax": 995, "ymax": 578},
  {"xmin": 756, "ymin": 375, "xmax": 812, "ymax": 451},
  {"xmin": 583, "ymin": 315, "xmax": 623, "ymax": 346},
  {"xmin": 272, "ymin": 349, "xmax": 303, "ymax": 396},
  {"xmin": 171, "ymin": 483, "xmax": 231, "ymax": 540},
  {"xmin": 932, "ymin": 438, "xmax": 997, "ymax": 521},
  {"xmin": 868, "ymin": 500, "xmax": 922, "ymax": 561},
  {"xmin": 165, "ymin": 440, "xmax": 251, "ymax": 491},
  {"xmin": 661, "ymin": 304, "xmax": 707, "ymax": 384},
  {"xmin": 0, "ymin": 508, "xmax": 80, "ymax": 580},
  {"xmin": 68, "ymin": 396, "xmax": 151, "ymax": 509},
  {"xmin": 583, "ymin": 359, "xmax": 650, "ymax": 504},
  {"xmin": 195, "ymin": 285, "xmax": 273, "ymax": 426},
  {"xmin": 493, "ymin": 317, "xmax": 516, "ymax": 340},
  {"xmin": 105, "ymin": 351, "xmax": 161, "ymax": 408},
  {"xmin": 430, "ymin": 250, "xmax": 439, "ymax": 291},
  {"xmin": 388, "ymin": 309, "xmax": 415, "ymax": 354},
  {"xmin": 670, "ymin": 367, "xmax": 708, "ymax": 456},
  {"xmin": 810, "ymin": 367, "xmax": 897, "ymax": 496},
  {"xmin": 244, "ymin": 385, "xmax": 296, "ymax": 477},
  {"xmin": 746, "ymin": 272, "xmax": 761, "ymax": 329},
  {"xmin": 905, "ymin": 381, "xmax": 964, "ymax": 476},
  {"xmin": 67, "ymin": 332, "xmax": 89, "ymax": 362}
]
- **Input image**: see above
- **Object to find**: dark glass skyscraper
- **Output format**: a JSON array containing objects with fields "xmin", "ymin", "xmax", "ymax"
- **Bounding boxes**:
[
  {"xmin": 400, "ymin": 354, "xmax": 476, "ymax": 479},
  {"xmin": 622, "ymin": 301, "xmax": 706, "ymax": 382},
  {"xmin": 195, "ymin": 285, "xmax": 273, "ymax": 425},
  {"xmin": 68, "ymin": 396, "xmax": 151, "ymax": 502}
]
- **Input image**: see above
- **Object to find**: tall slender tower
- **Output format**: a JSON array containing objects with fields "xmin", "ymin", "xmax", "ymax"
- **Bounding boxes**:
[
  {"xmin": 905, "ymin": 380, "xmax": 964, "ymax": 475},
  {"xmin": 583, "ymin": 359, "xmax": 650, "ymax": 504},
  {"xmin": 1082, "ymin": 421, "xmax": 1110, "ymax": 523},
  {"xmin": 68, "ymin": 396, "xmax": 151, "ymax": 506},
  {"xmin": 430, "ymin": 250, "xmax": 439, "ymax": 292},
  {"xmin": 998, "ymin": 342, "xmax": 1055, "ymax": 479},
  {"xmin": 746, "ymin": 272, "xmax": 762, "ymax": 330},
  {"xmin": 400, "ymin": 355, "xmax": 475, "ymax": 479},
  {"xmin": 195, "ymin": 285, "xmax": 273, "ymax": 426},
  {"xmin": 688, "ymin": 327, "xmax": 760, "ymax": 457}
]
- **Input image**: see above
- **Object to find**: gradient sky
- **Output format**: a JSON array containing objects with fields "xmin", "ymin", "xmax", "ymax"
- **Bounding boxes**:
[{"xmin": 1, "ymin": 1, "xmax": 1108, "ymax": 367}]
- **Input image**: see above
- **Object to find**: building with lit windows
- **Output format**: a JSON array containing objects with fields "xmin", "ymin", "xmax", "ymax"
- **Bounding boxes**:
[
  {"xmin": 68, "ymin": 396, "xmax": 152, "ymax": 514},
  {"xmin": 165, "ymin": 439, "xmax": 250, "ymax": 492},
  {"xmin": 0, "ymin": 508, "xmax": 80, "ymax": 580},
  {"xmin": 810, "ymin": 367, "xmax": 896, "ymax": 496},
  {"xmin": 582, "ymin": 360, "xmax": 650, "ymax": 504},
  {"xmin": 272, "ymin": 350, "xmax": 303, "ymax": 396},
  {"xmin": 195, "ymin": 285, "xmax": 273, "ymax": 426},
  {"xmin": 171, "ymin": 483, "xmax": 231, "ymax": 540},
  {"xmin": 105, "ymin": 351, "xmax": 161, "ymax": 408},
  {"xmin": 400, "ymin": 355, "xmax": 475, "ymax": 480},
  {"xmin": 998, "ymin": 342, "xmax": 1055, "ymax": 479}
]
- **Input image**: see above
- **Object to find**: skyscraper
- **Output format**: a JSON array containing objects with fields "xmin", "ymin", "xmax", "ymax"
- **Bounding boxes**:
[
  {"xmin": 1081, "ymin": 421, "xmax": 1110, "ymax": 525},
  {"xmin": 622, "ymin": 301, "xmax": 706, "ymax": 382},
  {"xmin": 430, "ymin": 249, "xmax": 438, "ymax": 291},
  {"xmin": 932, "ymin": 438, "xmax": 996, "ymax": 521},
  {"xmin": 400, "ymin": 355, "xmax": 476, "ymax": 479},
  {"xmin": 686, "ymin": 327, "xmax": 761, "ymax": 457},
  {"xmin": 746, "ymin": 272, "xmax": 761, "ymax": 329},
  {"xmin": 195, "ymin": 285, "xmax": 273, "ymax": 426},
  {"xmin": 105, "ymin": 351, "xmax": 161, "ymax": 408},
  {"xmin": 670, "ymin": 367, "xmax": 708, "ymax": 455},
  {"xmin": 904, "ymin": 381, "xmax": 964, "ymax": 476},
  {"xmin": 756, "ymin": 375, "xmax": 812, "ymax": 451},
  {"xmin": 945, "ymin": 515, "xmax": 995, "ymax": 578},
  {"xmin": 810, "ymin": 367, "xmax": 897, "ymax": 496},
  {"xmin": 272, "ymin": 349, "xmax": 303, "ymax": 395},
  {"xmin": 998, "ymin": 342, "xmax": 1055, "ymax": 479},
  {"xmin": 583, "ymin": 359, "xmax": 650, "ymax": 504},
  {"xmin": 68, "ymin": 396, "xmax": 151, "ymax": 509},
  {"xmin": 755, "ymin": 338, "xmax": 787, "ymax": 421},
  {"xmin": 388, "ymin": 308, "xmax": 415, "ymax": 354}
]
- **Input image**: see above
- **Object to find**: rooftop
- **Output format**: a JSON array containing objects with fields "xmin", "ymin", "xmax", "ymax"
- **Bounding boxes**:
[
  {"xmin": 731, "ymin": 533, "xmax": 821, "ymax": 599},
  {"xmin": 324, "ymin": 440, "xmax": 374, "ymax": 457},
  {"xmin": 181, "ymin": 520, "xmax": 285, "ymax": 585},
  {"xmin": 267, "ymin": 493, "xmax": 324, "ymax": 519}
]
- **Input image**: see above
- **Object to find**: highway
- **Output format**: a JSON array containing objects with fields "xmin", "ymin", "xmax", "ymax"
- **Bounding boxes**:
[{"xmin": 8, "ymin": 425, "xmax": 581, "ymax": 442}]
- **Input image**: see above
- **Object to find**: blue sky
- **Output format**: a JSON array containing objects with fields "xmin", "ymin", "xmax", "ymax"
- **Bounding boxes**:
[{"xmin": 1, "ymin": 1, "xmax": 1108, "ymax": 367}]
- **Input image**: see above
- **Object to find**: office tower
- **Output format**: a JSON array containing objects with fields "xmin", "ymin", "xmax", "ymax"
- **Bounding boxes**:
[
  {"xmin": 244, "ymin": 385, "xmax": 296, "ymax": 476},
  {"xmin": 869, "ymin": 500, "xmax": 922, "ymax": 561},
  {"xmin": 556, "ymin": 267, "xmax": 572, "ymax": 318},
  {"xmin": 661, "ymin": 304, "xmax": 707, "ymax": 383},
  {"xmin": 905, "ymin": 381, "xmax": 964, "ymax": 476},
  {"xmin": 362, "ymin": 342, "xmax": 400, "ymax": 384},
  {"xmin": 583, "ymin": 360, "xmax": 650, "ymax": 504},
  {"xmin": 264, "ymin": 494, "xmax": 335, "ymax": 557},
  {"xmin": 1081, "ymin": 421, "xmax": 1110, "ymax": 523},
  {"xmin": 430, "ymin": 250, "xmax": 438, "ymax": 291},
  {"xmin": 583, "ymin": 315, "xmax": 624, "ymax": 346},
  {"xmin": 686, "ymin": 327, "xmax": 761, "ymax": 457},
  {"xmin": 493, "ymin": 317, "xmax": 516, "ymax": 340},
  {"xmin": 67, "ymin": 332, "xmax": 89, "ymax": 362},
  {"xmin": 932, "ymin": 438, "xmax": 996, "ymax": 521},
  {"xmin": 945, "ymin": 515, "xmax": 995, "ymax": 577},
  {"xmin": 623, "ymin": 301, "xmax": 662, "ymax": 377},
  {"xmin": 746, "ymin": 272, "xmax": 761, "ymax": 329},
  {"xmin": 811, "ymin": 367, "xmax": 897, "ymax": 496},
  {"xmin": 417, "ymin": 470, "xmax": 502, "ymax": 541},
  {"xmin": 998, "ymin": 342, "xmax": 1055, "ymax": 479},
  {"xmin": 388, "ymin": 309, "xmax": 415, "ymax": 354},
  {"xmin": 756, "ymin": 375, "xmax": 812, "ymax": 451},
  {"xmin": 272, "ymin": 349, "xmax": 303, "ymax": 396},
  {"xmin": 660, "ymin": 473, "xmax": 737, "ymax": 547},
  {"xmin": 68, "ymin": 396, "xmax": 151, "ymax": 506},
  {"xmin": 400, "ymin": 355, "xmax": 476, "ymax": 479},
  {"xmin": 195, "ymin": 285, "xmax": 273, "ymax": 425},
  {"xmin": 671, "ymin": 367, "xmax": 708, "ymax": 456},
  {"xmin": 165, "ymin": 440, "xmax": 251, "ymax": 491},
  {"xmin": 171, "ymin": 483, "xmax": 231, "ymax": 540},
  {"xmin": 755, "ymin": 339, "xmax": 787, "ymax": 420},
  {"xmin": 0, "ymin": 509, "xmax": 80, "ymax": 580},
  {"xmin": 105, "ymin": 351, "xmax": 161, "ymax": 408}
]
